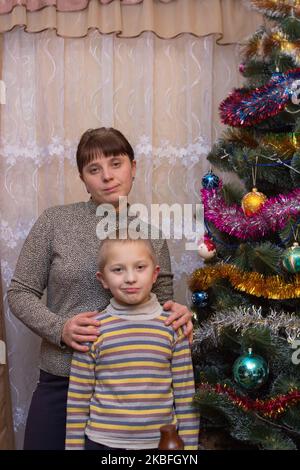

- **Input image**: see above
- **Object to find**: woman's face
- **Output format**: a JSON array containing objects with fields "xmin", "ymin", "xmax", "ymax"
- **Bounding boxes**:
[{"xmin": 80, "ymin": 154, "xmax": 136, "ymax": 207}]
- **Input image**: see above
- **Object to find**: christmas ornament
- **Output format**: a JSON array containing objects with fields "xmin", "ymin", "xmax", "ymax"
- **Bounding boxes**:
[
  {"xmin": 201, "ymin": 171, "xmax": 219, "ymax": 189},
  {"xmin": 219, "ymin": 67, "xmax": 300, "ymax": 127},
  {"xmin": 241, "ymin": 188, "xmax": 267, "ymax": 216},
  {"xmin": 191, "ymin": 291, "xmax": 209, "ymax": 308},
  {"xmin": 198, "ymin": 235, "xmax": 216, "ymax": 260},
  {"xmin": 290, "ymin": 80, "xmax": 300, "ymax": 105},
  {"xmin": 239, "ymin": 63, "xmax": 246, "ymax": 74},
  {"xmin": 282, "ymin": 242, "xmax": 300, "ymax": 273},
  {"xmin": 233, "ymin": 348, "xmax": 269, "ymax": 390},
  {"xmin": 201, "ymin": 186, "xmax": 300, "ymax": 240},
  {"xmin": 189, "ymin": 263, "xmax": 300, "ymax": 300}
]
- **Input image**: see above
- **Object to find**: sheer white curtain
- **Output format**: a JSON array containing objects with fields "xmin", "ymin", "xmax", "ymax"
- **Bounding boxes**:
[{"xmin": 0, "ymin": 27, "xmax": 242, "ymax": 447}]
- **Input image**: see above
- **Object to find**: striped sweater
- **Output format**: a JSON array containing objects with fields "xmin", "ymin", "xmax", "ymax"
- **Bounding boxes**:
[{"xmin": 66, "ymin": 294, "xmax": 199, "ymax": 450}]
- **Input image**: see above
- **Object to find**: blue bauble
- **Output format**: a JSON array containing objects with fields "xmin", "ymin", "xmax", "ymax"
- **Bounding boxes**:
[
  {"xmin": 191, "ymin": 291, "xmax": 209, "ymax": 308},
  {"xmin": 202, "ymin": 171, "xmax": 220, "ymax": 189},
  {"xmin": 233, "ymin": 348, "xmax": 269, "ymax": 390}
]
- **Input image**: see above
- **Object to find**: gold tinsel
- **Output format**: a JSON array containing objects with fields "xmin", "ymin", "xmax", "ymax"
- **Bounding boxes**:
[
  {"xmin": 189, "ymin": 264, "xmax": 300, "ymax": 300},
  {"xmin": 243, "ymin": 29, "xmax": 300, "ymax": 65},
  {"xmin": 223, "ymin": 130, "xmax": 300, "ymax": 158},
  {"xmin": 250, "ymin": 0, "xmax": 300, "ymax": 18},
  {"xmin": 263, "ymin": 31, "xmax": 300, "ymax": 64},
  {"xmin": 263, "ymin": 132, "xmax": 300, "ymax": 157},
  {"xmin": 243, "ymin": 30, "xmax": 265, "ymax": 59}
]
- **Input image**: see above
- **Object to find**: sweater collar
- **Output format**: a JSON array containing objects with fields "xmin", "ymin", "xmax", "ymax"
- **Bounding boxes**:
[
  {"xmin": 106, "ymin": 293, "xmax": 163, "ymax": 321},
  {"xmin": 86, "ymin": 197, "xmax": 130, "ymax": 216}
]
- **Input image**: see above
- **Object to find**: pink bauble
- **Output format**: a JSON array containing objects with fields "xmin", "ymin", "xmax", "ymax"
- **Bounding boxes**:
[{"xmin": 239, "ymin": 63, "xmax": 245, "ymax": 74}]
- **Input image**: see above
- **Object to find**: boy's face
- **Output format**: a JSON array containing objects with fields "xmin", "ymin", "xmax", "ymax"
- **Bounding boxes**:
[{"xmin": 96, "ymin": 241, "xmax": 160, "ymax": 306}]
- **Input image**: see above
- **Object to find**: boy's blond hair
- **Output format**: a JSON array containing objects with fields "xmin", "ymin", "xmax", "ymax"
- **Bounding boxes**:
[{"xmin": 97, "ymin": 228, "xmax": 158, "ymax": 271}]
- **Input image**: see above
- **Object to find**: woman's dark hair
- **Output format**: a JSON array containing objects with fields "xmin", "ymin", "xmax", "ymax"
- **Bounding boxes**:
[{"xmin": 76, "ymin": 127, "xmax": 135, "ymax": 174}]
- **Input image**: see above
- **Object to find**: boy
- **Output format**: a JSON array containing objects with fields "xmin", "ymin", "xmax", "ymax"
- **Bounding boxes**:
[{"xmin": 65, "ymin": 231, "xmax": 199, "ymax": 450}]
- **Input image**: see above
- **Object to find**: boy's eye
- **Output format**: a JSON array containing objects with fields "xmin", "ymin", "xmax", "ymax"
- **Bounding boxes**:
[
  {"xmin": 90, "ymin": 168, "xmax": 98, "ymax": 173},
  {"xmin": 137, "ymin": 265, "xmax": 146, "ymax": 270},
  {"xmin": 112, "ymin": 161, "xmax": 121, "ymax": 168},
  {"xmin": 112, "ymin": 267, "xmax": 122, "ymax": 273}
]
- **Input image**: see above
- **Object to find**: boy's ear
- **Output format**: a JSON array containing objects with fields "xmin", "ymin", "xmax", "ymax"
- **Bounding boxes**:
[
  {"xmin": 152, "ymin": 265, "xmax": 160, "ymax": 284},
  {"xmin": 96, "ymin": 271, "xmax": 108, "ymax": 289}
]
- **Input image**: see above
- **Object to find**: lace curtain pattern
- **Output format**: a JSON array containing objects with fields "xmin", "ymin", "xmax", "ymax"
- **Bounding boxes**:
[{"xmin": 0, "ymin": 27, "xmax": 242, "ymax": 448}]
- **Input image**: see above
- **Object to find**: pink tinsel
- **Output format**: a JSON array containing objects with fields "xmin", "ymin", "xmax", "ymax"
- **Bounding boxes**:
[{"xmin": 201, "ymin": 185, "xmax": 300, "ymax": 240}]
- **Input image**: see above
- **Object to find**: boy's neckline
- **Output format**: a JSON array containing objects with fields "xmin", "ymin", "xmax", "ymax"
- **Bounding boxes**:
[{"xmin": 105, "ymin": 293, "xmax": 164, "ymax": 321}]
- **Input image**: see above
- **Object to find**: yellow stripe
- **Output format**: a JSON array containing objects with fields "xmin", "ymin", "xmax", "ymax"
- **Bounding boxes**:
[
  {"xmin": 175, "ymin": 398, "xmax": 193, "ymax": 404},
  {"xmin": 173, "ymin": 380, "xmax": 195, "ymax": 387},
  {"xmin": 98, "ymin": 316, "xmax": 115, "ymax": 325},
  {"xmin": 72, "ymin": 360, "xmax": 94, "ymax": 369},
  {"xmin": 176, "ymin": 413, "xmax": 199, "ymax": 419},
  {"xmin": 173, "ymin": 349, "xmax": 189, "ymax": 357},
  {"xmin": 95, "ymin": 393, "xmax": 172, "ymax": 399},
  {"xmin": 180, "ymin": 429, "xmax": 199, "ymax": 435},
  {"xmin": 102, "ymin": 328, "xmax": 171, "ymax": 339},
  {"xmin": 68, "ymin": 392, "xmax": 93, "ymax": 399},
  {"xmin": 67, "ymin": 423, "xmax": 86, "ymax": 429},
  {"xmin": 100, "ymin": 377, "xmax": 171, "ymax": 384},
  {"xmin": 70, "ymin": 376, "xmax": 94, "ymax": 384},
  {"xmin": 67, "ymin": 407, "xmax": 90, "ymax": 413},
  {"xmin": 90, "ymin": 405, "xmax": 171, "ymax": 415},
  {"xmin": 95, "ymin": 361, "xmax": 169, "ymax": 370},
  {"xmin": 101, "ymin": 344, "xmax": 170, "ymax": 355},
  {"xmin": 172, "ymin": 365, "xmax": 193, "ymax": 372},
  {"xmin": 89, "ymin": 422, "xmax": 162, "ymax": 430},
  {"xmin": 65, "ymin": 439, "xmax": 84, "ymax": 444}
]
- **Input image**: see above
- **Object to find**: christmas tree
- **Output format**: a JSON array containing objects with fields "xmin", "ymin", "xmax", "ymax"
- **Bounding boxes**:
[{"xmin": 190, "ymin": 0, "xmax": 300, "ymax": 450}]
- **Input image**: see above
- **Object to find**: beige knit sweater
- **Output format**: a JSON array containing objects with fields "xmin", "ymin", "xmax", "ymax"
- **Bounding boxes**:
[{"xmin": 7, "ymin": 199, "xmax": 173, "ymax": 377}]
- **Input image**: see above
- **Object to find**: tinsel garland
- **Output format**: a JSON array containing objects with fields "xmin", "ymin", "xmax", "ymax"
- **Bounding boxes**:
[
  {"xmin": 193, "ymin": 306, "xmax": 300, "ymax": 350},
  {"xmin": 201, "ymin": 185, "xmax": 300, "ymax": 240},
  {"xmin": 220, "ymin": 68, "xmax": 300, "ymax": 127},
  {"xmin": 196, "ymin": 383, "xmax": 300, "ymax": 419},
  {"xmin": 250, "ymin": 0, "xmax": 300, "ymax": 18},
  {"xmin": 189, "ymin": 264, "xmax": 300, "ymax": 299}
]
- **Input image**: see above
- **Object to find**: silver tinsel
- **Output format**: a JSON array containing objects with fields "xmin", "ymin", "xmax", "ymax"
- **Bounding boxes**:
[{"xmin": 193, "ymin": 306, "xmax": 300, "ymax": 352}]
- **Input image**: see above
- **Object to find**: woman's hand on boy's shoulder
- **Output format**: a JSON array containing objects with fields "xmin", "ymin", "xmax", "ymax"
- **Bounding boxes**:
[
  {"xmin": 163, "ymin": 301, "xmax": 193, "ymax": 345},
  {"xmin": 61, "ymin": 311, "xmax": 101, "ymax": 352}
]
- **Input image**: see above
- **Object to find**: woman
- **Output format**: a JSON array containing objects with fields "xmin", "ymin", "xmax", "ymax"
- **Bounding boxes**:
[{"xmin": 8, "ymin": 127, "xmax": 193, "ymax": 450}]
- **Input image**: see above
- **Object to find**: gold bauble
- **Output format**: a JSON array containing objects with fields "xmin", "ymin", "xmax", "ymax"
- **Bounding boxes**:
[{"xmin": 241, "ymin": 188, "xmax": 267, "ymax": 217}]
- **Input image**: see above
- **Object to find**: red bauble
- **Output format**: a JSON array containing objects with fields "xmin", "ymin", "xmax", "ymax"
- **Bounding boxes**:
[{"xmin": 198, "ymin": 235, "xmax": 216, "ymax": 260}]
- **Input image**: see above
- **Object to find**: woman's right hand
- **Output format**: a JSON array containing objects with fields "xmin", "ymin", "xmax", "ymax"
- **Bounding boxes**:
[{"xmin": 61, "ymin": 311, "xmax": 100, "ymax": 352}]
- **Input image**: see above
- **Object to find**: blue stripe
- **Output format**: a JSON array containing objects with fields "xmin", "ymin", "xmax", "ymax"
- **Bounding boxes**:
[{"xmin": 100, "ymin": 339, "xmax": 171, "ymax": 351}]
